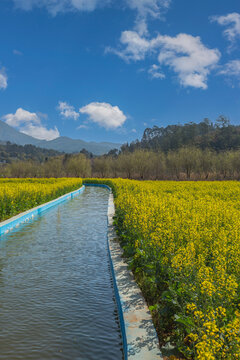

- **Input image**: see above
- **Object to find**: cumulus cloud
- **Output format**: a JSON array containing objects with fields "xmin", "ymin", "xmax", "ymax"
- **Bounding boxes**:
[
  {"xmin": 13, "ymin": 0, "xmax": 107, "ymax": 15},
  {"xmin": 110, "ymin": 31, "xmax": 220, "ymax": 89},
  {"xmin": 2, "ymin": 108, "xmax": 60, "ymax": 140},
  {"xmin": 4, "ymin": 108, "xmax": 40, "ymax": 127},
  {"xmin": 211, "ymin": 13, "xmax": 240, "ymax": 44},
  {"xmin": 126, "ymin": 0, "xmax": 171, "ymax": 35},
  {"xmin": 0, "ymin": 68, "xmax": 7, "ymax": 90},
  {"xmin": 157, "ymin": 33, "xmax": 220, "ymax": 89},
  {"xmin": 106, "ymin": 30, "xmax": 152, "ymax": 61},
  {"xmin": 79, "ymin": 102, "xmax": 127, "ymax": 129},
  {"xmin": 58, "ymin": 101, "xmax": 79, "ymax": 120},
  {"xmin": 21, "ymin": 123, "xmax": 60, "ymax": 140}
]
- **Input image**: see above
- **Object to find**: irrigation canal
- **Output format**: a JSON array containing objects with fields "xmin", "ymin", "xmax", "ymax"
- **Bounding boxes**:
[{"xmin": 0, "ymin": 187, "xmax": 124, "ymax": 359}]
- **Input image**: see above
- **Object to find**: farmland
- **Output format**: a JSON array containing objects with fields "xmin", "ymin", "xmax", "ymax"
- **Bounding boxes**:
[
  {"xmin": 0, "ymin": 178, "xmax": 83, "ymax": 221},
  {"xmin": 85, "ymin": 179, "xmax": 240, "ymax": 359},
  {"xmin": 1, "ymin": 178, "xmax": 239, "ymax": 359}
]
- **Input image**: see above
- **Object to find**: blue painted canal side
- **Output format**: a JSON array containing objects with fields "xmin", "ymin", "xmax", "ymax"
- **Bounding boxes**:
[{"xmin": 0, "ymin": 186, "xmax": 85, "ymax": 236}]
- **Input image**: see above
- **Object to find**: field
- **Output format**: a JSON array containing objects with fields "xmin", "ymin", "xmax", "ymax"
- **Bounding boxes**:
[
  {"xmin": 1, "ymin": 178, "xmax": 239, "ymax": 359},
  {"xmin": 0, "ymin": 178, "xmax": 83, "ymax": 221},
  {"xmin": 85, "ymin": 179, "xmax": 240, "ymax": 360}
]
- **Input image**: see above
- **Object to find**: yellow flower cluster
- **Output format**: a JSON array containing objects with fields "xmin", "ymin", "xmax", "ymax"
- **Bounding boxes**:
[
  {"xmin": 85, "ymin": 179, "xmax": 240, "ymax": 359},
  {"xmin": 0, "ymin": 178, "xmax": 83, "ymax": 221}
]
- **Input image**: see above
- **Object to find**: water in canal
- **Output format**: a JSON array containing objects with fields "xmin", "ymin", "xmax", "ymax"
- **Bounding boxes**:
[{"xmin": 0, "ymin": 187, "xmax": 123, "ymax": 360}]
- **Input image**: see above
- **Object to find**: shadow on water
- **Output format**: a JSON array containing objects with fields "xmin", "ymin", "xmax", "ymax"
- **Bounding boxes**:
[{"xmin": 0, "ymin": 187, "xmax": 123, "ymax": 360}]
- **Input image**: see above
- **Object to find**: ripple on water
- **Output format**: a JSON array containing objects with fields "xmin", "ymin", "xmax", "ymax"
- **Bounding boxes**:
[{"xmin": 0, "ymin": 187, "xmax": 123, "ymax": 360}]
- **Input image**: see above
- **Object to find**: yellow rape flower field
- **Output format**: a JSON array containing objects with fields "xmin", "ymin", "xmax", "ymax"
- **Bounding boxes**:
[
  {"xmin": 85, "ymin": 179, "xmax": 240, "ymax": 360},
  {"xmin": 0, "ymin": 178, "xmax": 83, "ymax": 221},
  {"xmin": 1, "ymin": 178, "xmax": 240, "ymax": 359}
]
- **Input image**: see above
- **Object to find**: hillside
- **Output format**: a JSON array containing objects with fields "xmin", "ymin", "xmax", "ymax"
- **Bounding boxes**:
[
  {"xmin": 0, "ymin": 142, "xmax": 61, "ymax": 163},
  {"xmin": 121, "ymin": 117, "xmax": 240, "ymax": 153},
  {"xmin": 0, "ymin": 119, "xmax": 40, "ymax": 146},
  {"xmin": 0, "ymin": 120, "xmax": 121, "ymax": 155}
]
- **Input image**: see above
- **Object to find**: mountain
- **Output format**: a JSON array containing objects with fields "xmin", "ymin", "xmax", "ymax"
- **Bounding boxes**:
[
  {"xmin": 0, "ymin": 119, "xmax": 40, "ymax": 146},
  {"xmin": 35, "ymin": 136, "xmax": 121, "ymax": 155},
  {"xmin": 0, "ymin": 120, "xmax": 121, "ymax": 155}
]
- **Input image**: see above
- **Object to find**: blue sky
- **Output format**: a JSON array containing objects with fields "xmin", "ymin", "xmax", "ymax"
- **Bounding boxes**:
[{"xmin": 0, "ymin": 0, "xmax": 240, "ymax": 143}]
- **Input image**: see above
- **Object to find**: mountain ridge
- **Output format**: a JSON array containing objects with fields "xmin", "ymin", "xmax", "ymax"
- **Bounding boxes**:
[{"xmin": 0, "ymin": 120, "xmax": 121, "ymax": 155}]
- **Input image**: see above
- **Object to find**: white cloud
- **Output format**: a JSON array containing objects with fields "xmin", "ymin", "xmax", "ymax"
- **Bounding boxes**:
[
  {"xmin": 110, "ymin": 31, "xmax": 220, "ymax": 89},
  {"xmin": 58, "ymin": 101, "xmax": 79, "ymax": 120},
  {"xmin": 126, "ymin": 0, "xmax": 171, "ymax": 35},
  {"xmin": 148, "ymin": 64, "xmax": 165, "ymax": 79},
  {"xmin": 13, "ymin": 0, "xmax": 107, "ymax": 15},
  {"xmin": 4, "ymin": 108, "xmax": 40, "ymax": 127},
  {"xmin": 219, "ymin": 60, "xmax": 240, "ymax": 76},
  {"xmin": 13, "ymin": 0, "xmax": 170, "ymax": 28},
  {"xmin": 79, "ymin": 102, "xmax": 127, "ymax": 129},
  {"xmin": 21, "ymin": 123, "xmax": 60, "ymax": 140},
  {"xmin": 2, "ymin": 108, "xmax": 60, "ymax": 140},
  {"xmin": 211, "ymin": 13, "xmax": 240, "ymax": 44},
  {"xmin": 157, "ymin": 33, "xmax": 220, "ymax": 89},
  {"xmin": 107, "ymin": 30, "xmax": 152, "ymax": 61},
  {"xmin": 0, "ymin": 68, "xmax": 7, "ymax": 90},
  {"xmin": 77, "ymin": 124, "xmax": 88, "ymax": 129},
  {"xmin": 219, "ymin": 60, "xmax": 240, "ymax": 86}
]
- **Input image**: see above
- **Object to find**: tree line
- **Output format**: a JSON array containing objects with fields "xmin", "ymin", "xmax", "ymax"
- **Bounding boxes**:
[
  {"xmin": 0, "ymin": 142, "xmax": 61, "ymax": 163},
  {"xmin": 1, "ymin": 117, "xmax": 240, "ymax": 180},
  {"xmin": 121, "ymin": 116, "xmax": 240, "ymax": 153},
  {"xmin": 1, "ymin": 147, "xmax": 240, "ymax": 180}
]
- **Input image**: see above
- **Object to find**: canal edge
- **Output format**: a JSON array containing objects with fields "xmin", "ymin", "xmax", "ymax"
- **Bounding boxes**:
[
  {"xmin": 106, "ymin": 189, "xmax": 163, "ymax": 360},
  {"xmin": 0, "ymin": 185, "xmax": 85, "ymax": 236}
]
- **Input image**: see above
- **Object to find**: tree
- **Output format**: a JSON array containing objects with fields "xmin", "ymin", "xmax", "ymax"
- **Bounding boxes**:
[
  {"xmin": 65, "ymin": 154, "xmax": 91, "ymax": 177},
  {"xmin": 166, "ymin": 151, "xmax": 181, "ymax": 179},
  {"xmin": 131, "ymin": 150, "xmax": 153, "ymax": 179},
  {"xmin": 215, "ymin": 115, "xmax": 230, "ymax": 128},
  {"xmin": 44, "ymin": 158, "xmax": 63, "ymax": 177},
  {"xmin": 178, "ymin": 147, "xmax": 201, "ymax": 179},
  {"xmin": 93, "ymin": 157, "xmax": 110, "ymax": 178},
  {"xmin": 198, "ymin": 149, "xmax": 215, "ymax": 179},
  {"xmin": 117, "ymin": 152, "xmax": 135, "ymax": 179}
]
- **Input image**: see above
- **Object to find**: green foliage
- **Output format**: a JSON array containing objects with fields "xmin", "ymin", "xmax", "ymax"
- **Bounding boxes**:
[
  {"xmin": 0, "ymin": 142, "xmax": 61, "ymax": 163},
  {"xmin": 122, "ymin": 117, "xmax": 240, "ymax": 153}
]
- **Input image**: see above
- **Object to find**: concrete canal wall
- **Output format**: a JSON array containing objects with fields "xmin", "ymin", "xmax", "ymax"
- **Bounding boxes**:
[{"xmin": 85, "ymin": 183, "xmax": 163, "ymax": 359}]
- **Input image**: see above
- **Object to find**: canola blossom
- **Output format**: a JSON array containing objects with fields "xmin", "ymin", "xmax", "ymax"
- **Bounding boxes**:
[
  {"xmin": 84, "ymin": 179, "xmax": 240, "ymax": 360},
  {"xmin": 0, "ymin": 178, "xmax": 83, "ymax": 221}
]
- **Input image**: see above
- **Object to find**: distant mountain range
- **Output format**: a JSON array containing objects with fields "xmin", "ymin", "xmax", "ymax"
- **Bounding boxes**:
[{"xmin": 0, "ymin": 120, "xmax": 121, "ymax": 155}]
